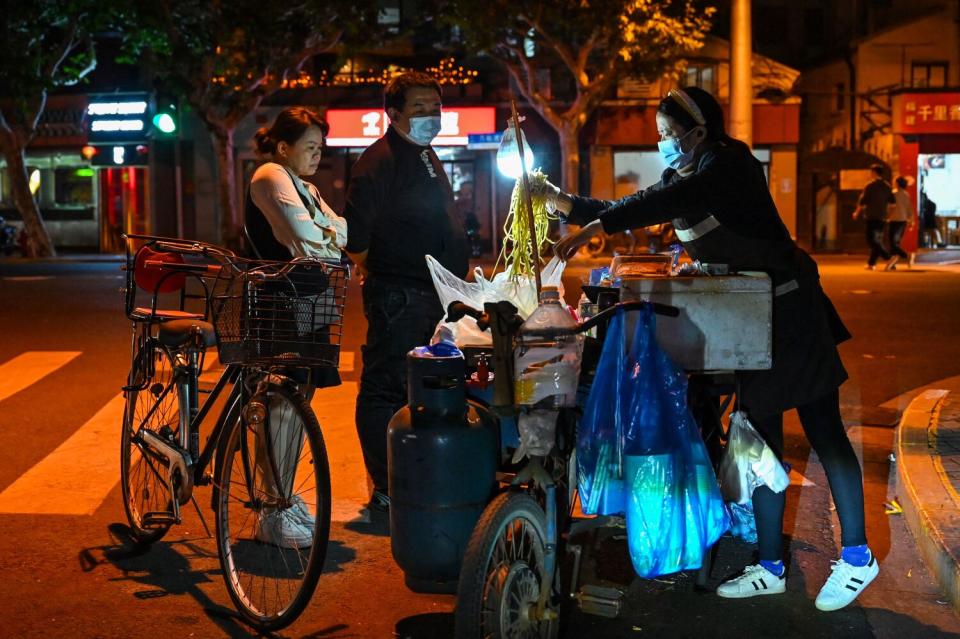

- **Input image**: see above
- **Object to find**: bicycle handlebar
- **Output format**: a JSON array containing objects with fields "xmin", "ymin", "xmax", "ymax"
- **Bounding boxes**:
[{"xmin": 445, "ymin": 298, "xmax": 679, "ymax": 336}]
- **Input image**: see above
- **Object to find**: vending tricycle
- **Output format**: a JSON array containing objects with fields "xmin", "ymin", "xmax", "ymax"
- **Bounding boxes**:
[{"xmin": 387, "ymin": 265, "xmax": 773, "ymax": 638}]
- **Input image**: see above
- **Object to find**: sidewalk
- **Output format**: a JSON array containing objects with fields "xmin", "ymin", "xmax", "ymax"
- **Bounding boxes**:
[
  {"xmin": 896, "ymin": 380, "xmax": 960, "ymax": 615},
  {"xmin": 912, "ymin": 247, "xmax": 960, "ymax": 265}
]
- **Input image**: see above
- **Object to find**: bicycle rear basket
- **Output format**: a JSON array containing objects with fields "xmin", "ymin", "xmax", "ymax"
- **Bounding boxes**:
[{"xmin": 212, "ymin": 259, "xmax": 346, "ymax": 367}]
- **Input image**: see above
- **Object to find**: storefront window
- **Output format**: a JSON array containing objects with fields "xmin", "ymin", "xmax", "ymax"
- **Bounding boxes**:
[{"xmin": 54, "ymin": 167, "xmax": 94, "ymax": 207}]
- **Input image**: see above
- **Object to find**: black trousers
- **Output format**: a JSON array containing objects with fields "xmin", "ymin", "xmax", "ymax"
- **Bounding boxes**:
[
  {"xmin": 749, "ymin": 388, "xmax": 867, "ymax": 560},
  {"xmin": 887, "ymin": 221, "xmax": 908, "ymax": 259},
  {"xmin": 865, "ymin": 219, "xmax": 890, "ymax": 265},
  {"xmin": 355, "ymin": 278, "xmax": 443, "ymax": 492}
]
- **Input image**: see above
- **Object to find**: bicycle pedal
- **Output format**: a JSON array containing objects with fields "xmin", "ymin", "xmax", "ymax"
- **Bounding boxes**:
[
  {"xmin": 576, "ymin": 584, "xmax": 624, "ymax": 618},
  {"xmin": 142, "ymin": 511, "xmax": 179, "ymax": 528}
]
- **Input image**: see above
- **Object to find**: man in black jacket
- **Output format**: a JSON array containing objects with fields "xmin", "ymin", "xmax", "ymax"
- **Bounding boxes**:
[
  {"xmin": 344, "ymin": 72, "xmax": 468, "ymax": 512},
  {"xmin": 854, "ymin": 164, "xmax": 895, "ymax": 270}
]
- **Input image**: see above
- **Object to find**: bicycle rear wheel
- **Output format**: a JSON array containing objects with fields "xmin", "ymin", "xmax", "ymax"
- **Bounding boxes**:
[
  {"xmin": 215, "ymin": 382, "xmax": 331, "ymax": 631},
  {"xmin": 121, "ymin": 340, "xmax": 184, "ymax": 543}
]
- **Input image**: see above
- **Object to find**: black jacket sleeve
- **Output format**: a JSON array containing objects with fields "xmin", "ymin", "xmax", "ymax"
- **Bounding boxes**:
[
  {"xmin": 343, "ymin": 150, "xmax": 391, "ymax": 254},
  {"xmin": 565, "ymin": 195, "xmax": 614, "ymax": 226}
]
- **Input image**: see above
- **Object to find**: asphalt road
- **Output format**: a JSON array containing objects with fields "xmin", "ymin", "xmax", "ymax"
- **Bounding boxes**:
[{"xmin": 1, "ymin": 254, "xmax": 960, "ymax": 638}]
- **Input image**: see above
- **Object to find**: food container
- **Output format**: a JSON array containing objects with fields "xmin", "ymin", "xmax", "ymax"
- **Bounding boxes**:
[{"xmin": 610, "ymin": 254, "xmax": 672, "ymax": 278}]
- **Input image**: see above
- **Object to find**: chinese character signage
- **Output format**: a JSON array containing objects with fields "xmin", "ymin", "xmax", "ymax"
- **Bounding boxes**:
[
  {"xmin": 894, "ymin": 92, "xmax": 960, "ymax": 134},
  {"xmin": 325, "ymin": 107, "xmax": 496, "ymax": 147}
]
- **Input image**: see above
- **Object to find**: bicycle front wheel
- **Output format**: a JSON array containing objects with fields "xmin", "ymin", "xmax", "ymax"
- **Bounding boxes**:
[
  {"xmin": 121, "ymin": 340, "xmax": 184, "ymax": 544},
  {"xmin": 455, "ymin": 492, "xmax": 560, "ymax": 639},
  {"xmin": 215, "ymin": 382, "xmax": 331, "ymax": 631}
]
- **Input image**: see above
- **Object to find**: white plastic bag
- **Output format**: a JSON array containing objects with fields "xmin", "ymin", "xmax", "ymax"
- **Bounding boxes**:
[
  {"xmin": 718, "ymin": 411, "xmax": 790, "ymax": 504},
  {"xmin": 513, "ymin": 409, "xmax": 559, "ymax": 462},
  {"xmin": 425, "ymin": 254, "xmax": 566, "ymax": 347}
]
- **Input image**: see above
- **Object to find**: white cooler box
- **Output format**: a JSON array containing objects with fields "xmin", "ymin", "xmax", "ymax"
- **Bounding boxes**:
[{"xmin": 619, "ymin": 272, "xmax": 772, "ymax": 372}]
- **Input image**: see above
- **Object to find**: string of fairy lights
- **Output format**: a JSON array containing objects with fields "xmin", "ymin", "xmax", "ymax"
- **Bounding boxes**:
[{"xmin": 277, "ymin": 57, "xmax": 479, "ymax": 89}]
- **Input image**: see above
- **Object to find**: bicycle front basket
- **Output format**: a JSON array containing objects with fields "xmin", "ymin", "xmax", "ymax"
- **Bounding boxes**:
[{"xmin": 212, "ymin": 260, "xmax": 346, "ymax": 367}]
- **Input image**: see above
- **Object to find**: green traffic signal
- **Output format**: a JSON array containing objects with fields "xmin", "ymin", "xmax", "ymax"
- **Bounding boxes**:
[
  {"xmin": 151, "ymin": 99, "xmax": 179, "ymax": 137},
  {"xmin": 152, "ymin": 112, "xmax": 176, "ymax": 134}
]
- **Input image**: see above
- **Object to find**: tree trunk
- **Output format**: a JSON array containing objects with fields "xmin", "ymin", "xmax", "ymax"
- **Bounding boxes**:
[
  {"xmin": 557, "ymin": 121, "xmax": 582, "ymax": 194},
  {"xmin": 211, "ymin": 127, "xmax": 241, "ymax": 251},
  {"xmin": 1, "ymin": 144, "xmax": 55, "ymax": 257}
]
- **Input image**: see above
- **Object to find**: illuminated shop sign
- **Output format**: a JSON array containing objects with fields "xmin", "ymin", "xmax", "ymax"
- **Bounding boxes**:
[
  {"xmin": 325, "ymin": 107, "xmax": 496, "ymax": 147},
  {"xmin": 893, "ymin": 92, "xmax": 960, "ymax": 135},
  {"xmin": 88, "ymin": 143, "xmax": 150, "ymax": 167},
  {"xmin": 86, "ymin": 94, "xmax": 150, "ymax": 143}
]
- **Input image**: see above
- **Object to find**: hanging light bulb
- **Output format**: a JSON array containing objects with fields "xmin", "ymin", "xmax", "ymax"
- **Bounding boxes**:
[{"xmin": 496, "ymin": 121, "xmax": 535, "ymax": 179}]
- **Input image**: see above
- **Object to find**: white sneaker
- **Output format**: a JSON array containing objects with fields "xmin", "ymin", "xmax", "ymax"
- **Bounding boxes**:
[
  {"xmin": 255, "ymin": 509, "xmax": 314, "ymax": 549},
  {"xmin": 289, "ymin": 495, "xmax": 315, "ymax": 528},
  {"xmin": 716, "ymin": 564, "xmax": 786, "ymax": 599},
  {"xmin": 815, "ymin": 555, "xmax": 879, "ymax": 611}
]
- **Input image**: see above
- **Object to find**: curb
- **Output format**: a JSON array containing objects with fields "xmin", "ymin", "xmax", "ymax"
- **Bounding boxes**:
[{"xmin": 895, "ymin": 388, "xmax": 960, "ymax": 614}]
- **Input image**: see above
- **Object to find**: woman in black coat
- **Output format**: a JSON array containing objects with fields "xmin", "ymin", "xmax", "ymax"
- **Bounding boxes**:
[{"xmin": 551, "ymin": 87, "xmax": 878, "ymax": 611}]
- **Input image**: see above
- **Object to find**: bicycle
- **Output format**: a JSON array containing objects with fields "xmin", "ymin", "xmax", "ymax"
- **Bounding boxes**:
[{"xmin": 119, "ymin": 233, "xmax": 347, "ymax": 630}]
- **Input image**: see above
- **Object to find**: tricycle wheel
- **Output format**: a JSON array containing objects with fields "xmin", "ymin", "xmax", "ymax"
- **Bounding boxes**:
[{"xmin": 455, "ymin": 492, "xmax": 559, "ymax": 639}]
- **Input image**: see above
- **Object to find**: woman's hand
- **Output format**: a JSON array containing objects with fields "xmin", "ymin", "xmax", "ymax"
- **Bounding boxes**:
[{"xmin": 554, "ymin": 219, "xmax": 604, "ymax": 261}]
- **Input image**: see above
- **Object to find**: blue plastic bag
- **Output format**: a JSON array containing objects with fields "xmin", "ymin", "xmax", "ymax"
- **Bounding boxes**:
[
  {"xmin": 577, "ymin": 306, "xmax": 729, "ymax": 578},
  {"xmin": 727, "ymin": 502, "xmax": 758, "ymax": 543}
]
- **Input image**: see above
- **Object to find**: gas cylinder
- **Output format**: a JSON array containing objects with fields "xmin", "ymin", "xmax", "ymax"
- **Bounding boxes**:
[{"xmin": 388, "ymin": 349, "xmax": 499, "ymax": 593}]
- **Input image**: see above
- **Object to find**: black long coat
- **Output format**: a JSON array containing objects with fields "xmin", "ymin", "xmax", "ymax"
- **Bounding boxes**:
[{"xmin": 568, "ymin": 139, "xmax": 850, "ymax": 420}]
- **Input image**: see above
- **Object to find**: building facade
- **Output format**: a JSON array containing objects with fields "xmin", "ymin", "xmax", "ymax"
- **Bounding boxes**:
[{"xmin": 797, "ymin": 2, "xmax": 960, "ymax": 250}]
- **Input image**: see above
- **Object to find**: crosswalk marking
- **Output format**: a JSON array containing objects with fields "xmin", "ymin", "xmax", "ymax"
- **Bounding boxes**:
[
  {"xmin": 0, "ymin": 353, "xmax": 366, "ymax": 519},
  {"xmin": 0, "ymin": 393, "xmax": 125, "ymax": 515},
  {"xmin": 0, "ymin": 351, "xmax": 81, "ymax": 403}
]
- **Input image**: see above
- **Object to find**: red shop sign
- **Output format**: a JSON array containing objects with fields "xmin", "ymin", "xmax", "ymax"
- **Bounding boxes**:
[
  {"xmin": 325, "ymin": 107, "xmax": 495, "ymax": 147},
  {"xmin": 893, "ymin": 92, "xmax": 960, "ymax": 134}
]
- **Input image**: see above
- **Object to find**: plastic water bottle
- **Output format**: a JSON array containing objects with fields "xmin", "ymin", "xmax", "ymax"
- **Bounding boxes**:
[{"xmin": 514, "ymin": 286, "xmax": 583, "ymax": 407}]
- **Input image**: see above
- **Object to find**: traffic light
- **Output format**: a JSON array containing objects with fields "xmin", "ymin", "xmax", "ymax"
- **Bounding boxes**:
[{"xmin": 151, "ymin": 97, "xmax": 179, "ymax": 138}]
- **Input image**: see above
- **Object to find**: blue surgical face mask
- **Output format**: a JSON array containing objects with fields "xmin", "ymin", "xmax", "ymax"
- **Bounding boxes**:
[
  {"xmin": 407, "ymin": 115, "xmax": 442, "ymax": 146},
  {"xmin": 658, "ymin": 128, "xmax": 701, "ymax": 169}
]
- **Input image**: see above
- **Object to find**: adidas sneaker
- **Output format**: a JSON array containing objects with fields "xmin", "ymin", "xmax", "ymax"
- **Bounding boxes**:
[
  {"xmin": 716, "ymin": 564, "xmax": 786, "ymax": 599},
  {"xmin": 815, "ymin": 555, "xmax": 879, "ymax": 611}
]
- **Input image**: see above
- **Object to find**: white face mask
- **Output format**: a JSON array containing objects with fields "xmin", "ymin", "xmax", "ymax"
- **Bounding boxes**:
[{"xmin": 407, "ymin": 115, "xmax": 442, "ymax": 145}]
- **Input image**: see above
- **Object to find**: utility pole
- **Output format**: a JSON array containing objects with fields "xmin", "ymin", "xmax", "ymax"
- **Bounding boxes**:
[{"xmin": 730, "ymin": 0, "xmax": 753, "ymax": 147}]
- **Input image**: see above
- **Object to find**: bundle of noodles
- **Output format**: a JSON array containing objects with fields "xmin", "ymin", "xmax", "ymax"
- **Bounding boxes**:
[{"xmin": 495, "ymin": 169, "xmax": 557, "ymax": 280}]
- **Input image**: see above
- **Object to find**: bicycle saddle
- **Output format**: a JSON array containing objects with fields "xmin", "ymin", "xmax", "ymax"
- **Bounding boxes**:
[{"xmin": 158, "ymin": 319, "xmax": 217, "ymax": 349}]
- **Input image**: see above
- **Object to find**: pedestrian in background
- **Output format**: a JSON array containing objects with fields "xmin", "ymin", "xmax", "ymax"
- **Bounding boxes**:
[
  {"xmin": 920, "ymin": 189, "xmax": 944, "ymax": 249},
  {"xmin": 885, "ymin": 176, "xmax": 913, "ymax": 270},
  {"xmin": 853, "ymin": 164, "xmax": 894, "ymax": 270},
  {"xmin": 344, "ymin": 71, "xmax": 468, "ymax": 513}
]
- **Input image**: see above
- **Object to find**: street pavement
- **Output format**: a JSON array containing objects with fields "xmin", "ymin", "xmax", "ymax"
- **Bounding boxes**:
[{"xmin": 1, "ymin": 253, "xmax": 960, "ymax": 638}]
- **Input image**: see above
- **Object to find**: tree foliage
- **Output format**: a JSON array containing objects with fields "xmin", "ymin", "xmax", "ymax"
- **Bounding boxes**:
[
  {"xmin": 130, "ymin": 0, "xmax": 379, "ymax": 245},
  {"xmin": 446, "ymin": 0, "xmax": 715, "ymax": 190},
  {"xmin": 0, "ymin": 0, "xmax": 116, "ymax": 256}
]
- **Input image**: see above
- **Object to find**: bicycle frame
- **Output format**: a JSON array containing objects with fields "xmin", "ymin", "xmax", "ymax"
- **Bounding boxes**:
[{"xmin": 127, "ymin": 329, "xmax": 304, "ymax": 528}]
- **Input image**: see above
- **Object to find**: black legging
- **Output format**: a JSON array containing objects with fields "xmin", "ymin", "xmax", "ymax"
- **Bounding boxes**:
[{"xmin": 749, "ymin": 388, "xmax": 867, "ymax": 560}]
